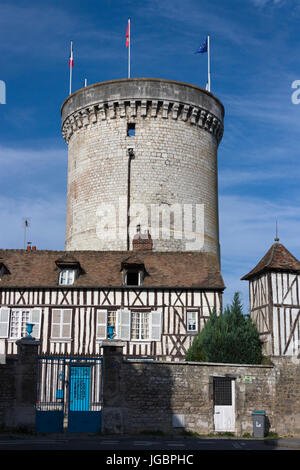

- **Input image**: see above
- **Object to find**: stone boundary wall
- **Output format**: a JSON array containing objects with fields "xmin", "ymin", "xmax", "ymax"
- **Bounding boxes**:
[
  {"xmin": 0, "ymin": 340, "xmax": 299, "ymax": 435},
  {"xmin": 0, "ymin": 338, "xmax": 40, "ymax": 431},
  {"xmin": 101, "ymin": 342, "xmax": 300, "ymax": 436}
]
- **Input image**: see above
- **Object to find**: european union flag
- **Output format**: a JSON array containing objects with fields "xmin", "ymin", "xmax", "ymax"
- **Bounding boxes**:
[{"xmin": 195, "ymin": 38, "xmax": 208, "ymax": 54}]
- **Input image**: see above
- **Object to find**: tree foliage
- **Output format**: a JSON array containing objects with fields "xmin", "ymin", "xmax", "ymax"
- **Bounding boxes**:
[{"xmin": 185, "ymin": 292, "xmax": 263, "ymax": 364}]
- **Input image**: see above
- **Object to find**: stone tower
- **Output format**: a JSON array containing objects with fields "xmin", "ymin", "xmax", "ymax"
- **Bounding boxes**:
[{"xmin": 61, "ymin": 78, "xmax": 224, "ymax": 258}]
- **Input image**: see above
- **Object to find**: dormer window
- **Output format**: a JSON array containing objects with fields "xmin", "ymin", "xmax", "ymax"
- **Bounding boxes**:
[
  {"xmin": 121, "ymin": 255, "xmax": 147, "ymax": 287},
  {"xmin": 125, "ymin": 269, "xmax": 141, "ymax": 286},
  {"xmin": 55, "ymin": 254, "xmax": 83, "ymax": 286},
  {"xmin": 59, "ymin": 268, "xmax": 76, "ymax": 286}
]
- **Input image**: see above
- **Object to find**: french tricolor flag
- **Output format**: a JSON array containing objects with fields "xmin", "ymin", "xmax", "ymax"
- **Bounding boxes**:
[
  {"xmin": 126, "ymin": 19, "xmax": 130, "ymax": 48},
  {"xmin": 69, "ymin": 41, "xmax": 74, "ymax": 68}
]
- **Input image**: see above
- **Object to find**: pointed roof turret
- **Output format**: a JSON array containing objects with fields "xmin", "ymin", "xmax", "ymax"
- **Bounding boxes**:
[{"xmin": 241, "ymin": 242, "xmax": 300, "ymax": 280}]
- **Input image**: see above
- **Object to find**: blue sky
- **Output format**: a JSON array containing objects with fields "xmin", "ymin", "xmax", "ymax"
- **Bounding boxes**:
[{"xmin": 0, "ymin": 0, "xmax": 299, "ymax": 311}]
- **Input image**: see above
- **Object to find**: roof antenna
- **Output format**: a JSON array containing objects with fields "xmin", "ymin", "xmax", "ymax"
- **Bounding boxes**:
[
  {"xmin": 23, "ymin": 218, "xmax": 30, "ymax": 249},
  {"xmin": 274, "ymin": 219, "xmax": 279, "ymax": 242}
]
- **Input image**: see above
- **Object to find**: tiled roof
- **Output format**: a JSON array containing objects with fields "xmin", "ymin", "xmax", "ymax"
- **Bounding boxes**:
[
  {"xmin": 241, "ymin": 242, "xmax": 300, "ymax": 280},
  {"xmin": 0, "ymin": 249, "xmax": 225, "ymax": 290}
]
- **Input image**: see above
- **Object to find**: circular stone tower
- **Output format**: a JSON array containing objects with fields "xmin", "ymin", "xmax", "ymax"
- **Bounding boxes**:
[{"xmin": 61, "ymin": 78, "xmax": 224, "ymax": 259}]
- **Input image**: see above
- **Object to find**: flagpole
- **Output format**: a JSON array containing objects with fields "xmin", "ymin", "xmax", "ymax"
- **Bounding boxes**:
[
  {"xmin": 128, "ymin": 18, "xmax": 131, "ymax": 78},
  {"xmin": 69, "ymin": 40, "xmax": 73, "ymax": 95},
  {"xmin": 207, "ymin": 35, "xmax": 211, "ymax": 92}
]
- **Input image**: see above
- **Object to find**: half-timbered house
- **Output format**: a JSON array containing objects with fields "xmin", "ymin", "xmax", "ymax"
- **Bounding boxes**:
[
  {"xmin": 241, "ymin": 240, "xmax": 300, "ymax": 357},
  {"xmin": 0, "ymin": 247, "xmax": 224, "ymax": 361}
]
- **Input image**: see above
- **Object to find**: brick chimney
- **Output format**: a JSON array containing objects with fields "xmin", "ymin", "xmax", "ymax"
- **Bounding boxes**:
[{"xmin": 132, "ymin": 226, "xmax": 153, "ymax": 251}]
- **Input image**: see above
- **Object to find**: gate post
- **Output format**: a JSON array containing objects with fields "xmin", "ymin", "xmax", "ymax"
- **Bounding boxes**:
[
  {"xmin": 13, "ymin": 337, "xmax": 40, "ymax": 431},
  {"xmin": 101, "ymin": 340, "xmax": 125, "ymax": 434}
]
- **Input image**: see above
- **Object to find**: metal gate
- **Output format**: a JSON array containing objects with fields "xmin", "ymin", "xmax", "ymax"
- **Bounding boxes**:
[{"xmin": 36, "ymin": 356, "xmax": 103, "ymax": 434}]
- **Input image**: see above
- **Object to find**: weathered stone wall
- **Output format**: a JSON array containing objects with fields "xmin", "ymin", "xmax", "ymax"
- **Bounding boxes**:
[
  {"xmin": 272, "ymin": 357, "xmax": 300, "ymax": 435},
  {"xmin": 101, "ymin": 343, "xmax": 300, "ymax": 436},
  {"xmin": 61, "ymin": 79, "xmax": 224, "ymax": 259},
  {"xmin": 0, "ymin": 356, "xmax": 17, "ymax": 428},
  {"xmin": 120, "ymin": 360, "xmax": 275, "ymax": 436},
  {"xmin": 0, "ymin": 338, "xmax": 40, "ymax": 431}
]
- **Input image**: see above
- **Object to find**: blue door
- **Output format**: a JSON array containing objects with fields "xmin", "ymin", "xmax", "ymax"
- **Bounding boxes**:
[
  {"xmin": 69, "ymin": 366, "xmax": 90, "ymax": 411},
  {"xmin": 68, "ymin": 364, "xmax": 102, "ymax": 433}
]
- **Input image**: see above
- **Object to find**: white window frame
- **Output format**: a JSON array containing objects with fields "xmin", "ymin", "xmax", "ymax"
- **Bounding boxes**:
[
  {"xmin": 187, "ymin": 310, "xmax": 198, "ymax": 333},
  {"xmin": 130, "ymin": 310, "xmax": 162, "ymax": 342},
  {"xmin": 50, "ymin": 308, "xmax": 72, "ymax": 341},
  {"xmin": 131, "ymin": 311, "xmax": 150, "ymax": 341},
  {"xmin": 59, "ymin": 268, "xmax": 76, "ymax": 286},
  {"xmin": 7, "ymin": 308, "xmax": 42, "ymax": 340}
]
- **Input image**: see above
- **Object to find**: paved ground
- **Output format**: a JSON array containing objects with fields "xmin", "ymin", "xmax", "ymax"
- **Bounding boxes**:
[{"xmin": 0, "ymin": 433, "xmax": 299, "ymax": 451}]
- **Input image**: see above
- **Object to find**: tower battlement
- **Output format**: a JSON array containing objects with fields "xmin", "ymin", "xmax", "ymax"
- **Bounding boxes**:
[{"xmin": 61, "ymin": 78, "xmax": 224, "ymax": 257}]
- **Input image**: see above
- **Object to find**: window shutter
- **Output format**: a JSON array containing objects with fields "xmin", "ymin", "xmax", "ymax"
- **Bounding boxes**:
[
  {"xmin": 150, "ymin": 310, "xmax": 162, "ymax": 341},
  {"xmin": 30, "ymin": 308, "xmax": 42, "ymax": 339},
  {"xmin": 51, "ymin": 309, "xmax": 61, "ymax": 338},
  {"xmin": 96, "ymin": 309, "xmax": 107, "ymax": 339},
  {"xmin": 119, "ymin": 309, "xmax": 131, "ymax": 341},
  {"xmin": 0, "ymin": 307, "xmax": 10, "ymax": 339},
  {"xmin": 62, "ymin": 309, "xmax": 72, "ymax": 338}
]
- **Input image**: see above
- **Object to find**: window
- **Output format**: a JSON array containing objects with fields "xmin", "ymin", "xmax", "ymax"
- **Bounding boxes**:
[
  {"xmin": 3, "ymin": 308, "xmax": 42, "ymax": 340},
  {"xmin": 127, "ymin": 123, "xmax": 135, "ymax": 137},
  {"xmin": 96, "ymin": 309, "xmax": 118, "ymax": 340},
  {"xmin": 59, "ymin": 268, "xmax": 76, "ymax": 285},
  {"xmin": 213, "ymin": 378, "xmax": 233, "ymax": 406},
  {"xmin": 125, "ymin": 270, "xmax": 141, "ymax": 286},
  {"xmin": 131, "ymin": 312, "xmax": 150, "ymax": 340},
  {"xmin": 95, "ymin": 309, "xmax": 162, "ymax": 342},
  {"xmin": 187, "ymin": 311, "xmax": 198, "ymax": 333},
  {"xmin": 51, "ymin": 309, "xmax": 72, "ymax": 339},
  {"xmin": 9, "ymin": 309, "xmax": 30, "ymax": 339},
  {"xmin": 107, "ymin": 311, "xmax": 117, "ymax": 328}
]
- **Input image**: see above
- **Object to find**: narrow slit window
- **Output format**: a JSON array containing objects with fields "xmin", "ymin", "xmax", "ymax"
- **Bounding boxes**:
[{"xmin": 127, "ymin": 123, "xmax": 135, "ymax": 137}]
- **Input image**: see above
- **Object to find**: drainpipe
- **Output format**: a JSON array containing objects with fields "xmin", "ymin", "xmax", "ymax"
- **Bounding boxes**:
[{"xmin": 127, "ymin": 146, "xmax": 135, "ymax": 250}]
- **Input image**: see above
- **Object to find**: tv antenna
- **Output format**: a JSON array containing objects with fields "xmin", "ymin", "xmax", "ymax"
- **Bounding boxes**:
[{"xmin": 23, "ymin": 218, "xmax": 30, "ymax": 249}]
